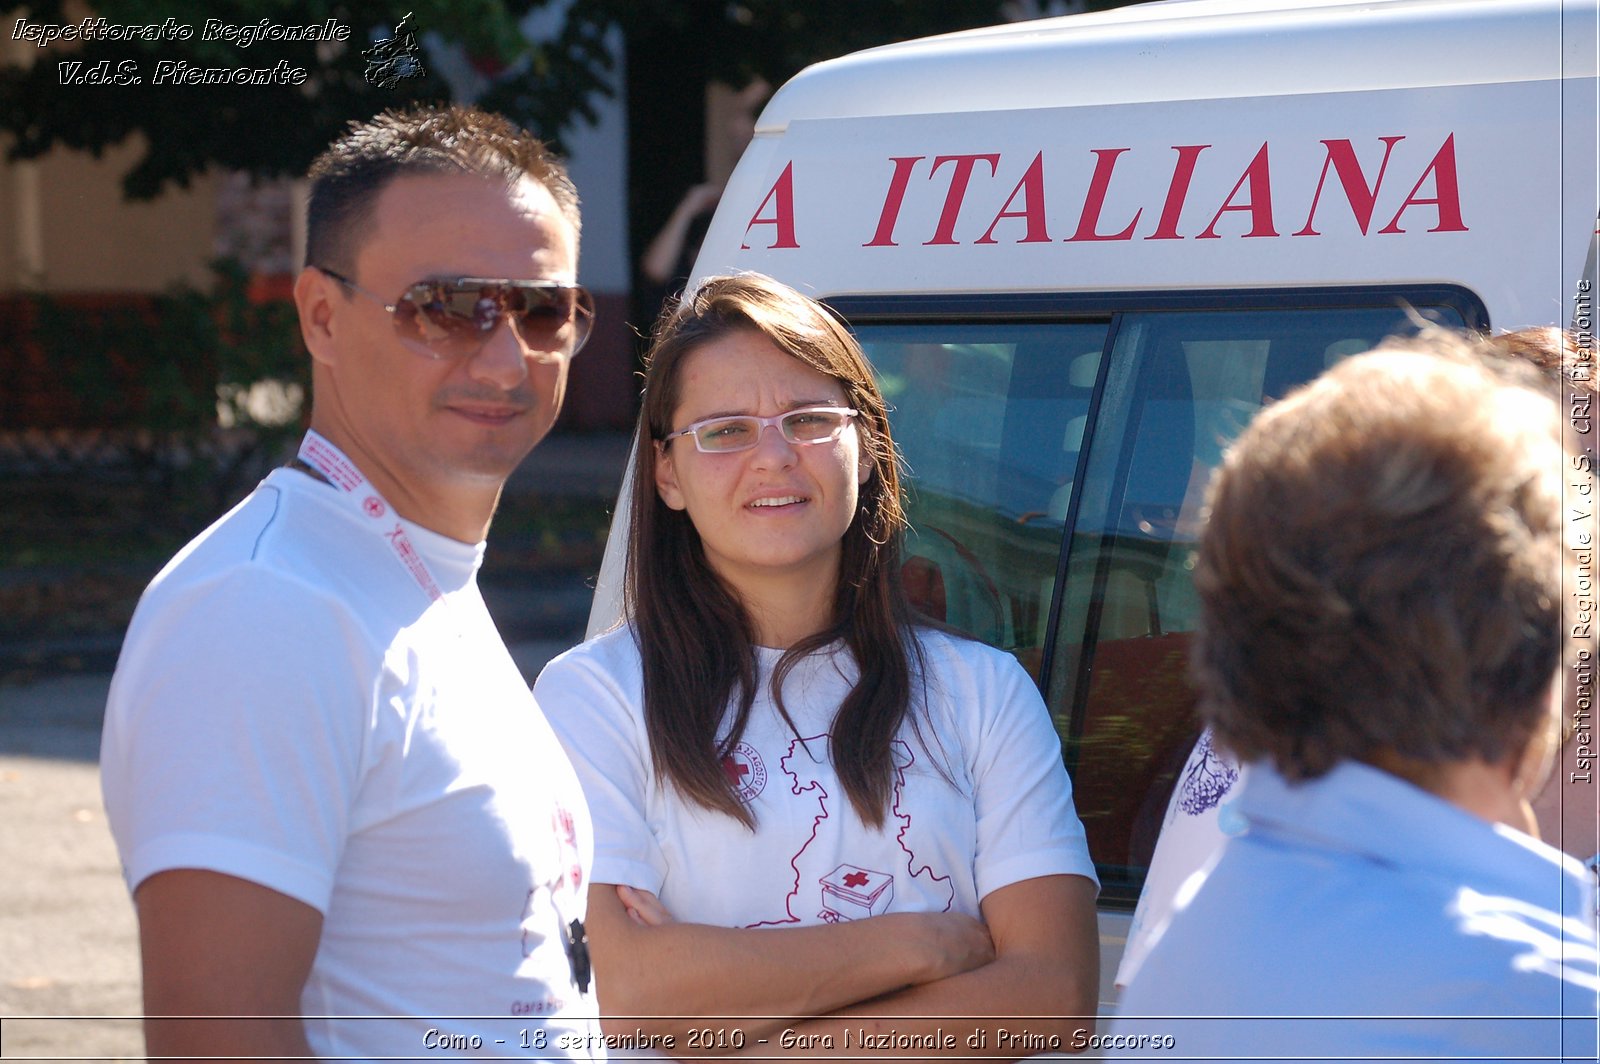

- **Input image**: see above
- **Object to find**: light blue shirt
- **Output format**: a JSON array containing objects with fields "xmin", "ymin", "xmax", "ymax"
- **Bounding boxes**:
[{"xmin": 1111, "ymin": 760, "xmax": 1600, "ymax": 1062}]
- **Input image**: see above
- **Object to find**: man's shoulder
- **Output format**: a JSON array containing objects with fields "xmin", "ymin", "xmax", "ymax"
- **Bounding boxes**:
[
  {"xmin": 147, "ymin": 472, "xmax": 378, "ymax": 606},
  {"xmin": 126, "ymin": 473, "xmax": 395, "ymax": 657}
]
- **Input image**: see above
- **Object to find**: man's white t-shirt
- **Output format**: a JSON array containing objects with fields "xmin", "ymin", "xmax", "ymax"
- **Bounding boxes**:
[
  {"xmin": 101, "ymin": 467, "xmax": 599, "ymax": 1059},
  {"xmin": 535, "ymin": 626, "xmax": 1096, "ymax": 928}
]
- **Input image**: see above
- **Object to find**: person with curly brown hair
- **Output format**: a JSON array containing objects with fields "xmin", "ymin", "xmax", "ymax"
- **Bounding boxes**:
[{"xmin": 1113, "ymin": 334, "xmax": 1598, "ymax": 1060}]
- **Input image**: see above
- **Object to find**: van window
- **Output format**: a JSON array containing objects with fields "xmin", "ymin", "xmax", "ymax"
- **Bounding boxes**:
[
  {"xmin": 850, "ymin": 295, "xmax": 1476, "ymax": 906},
  {"xmin": 1043, "ymin": 305, "xmax": 1479, "ymax": 903},
  {"xmin": 862, "ymin": 322, "xmax": 1111, "ymax": 673}
]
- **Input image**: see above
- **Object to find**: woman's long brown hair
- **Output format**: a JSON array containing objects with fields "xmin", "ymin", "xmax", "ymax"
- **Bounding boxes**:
[{"xmin": 626, "ymin": 273, "xmax": 925, "ymax": 829}]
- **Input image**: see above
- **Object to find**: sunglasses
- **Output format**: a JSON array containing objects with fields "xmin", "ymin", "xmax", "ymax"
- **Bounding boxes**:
[
  {"xmin": 318, "ymin": 267, "xmax": 595, "ymax": 362},
  {"xmin": 663, "ymin": 406, "xmax": 860, "ymax": 453}
]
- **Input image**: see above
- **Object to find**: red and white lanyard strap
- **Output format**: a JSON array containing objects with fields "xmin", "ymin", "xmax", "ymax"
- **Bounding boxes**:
[{"xmin": 296, "ymin": 430, "xmax": 444, "ymax": 603}]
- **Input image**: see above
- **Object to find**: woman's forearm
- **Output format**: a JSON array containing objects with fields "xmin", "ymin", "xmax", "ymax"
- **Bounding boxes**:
[
  {"xmin": 585, "ymin": 883, "xmax": 995, "ymax": 1044},
  {"xmin": 730, "ymin": 875, "xmax": 1101, "ymax": 1060}
]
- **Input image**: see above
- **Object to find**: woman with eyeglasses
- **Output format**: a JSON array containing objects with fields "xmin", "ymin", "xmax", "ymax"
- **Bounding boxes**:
[{"xmin": 536, "ymin": 273, "xmax": 1099, "ymax": 1051}]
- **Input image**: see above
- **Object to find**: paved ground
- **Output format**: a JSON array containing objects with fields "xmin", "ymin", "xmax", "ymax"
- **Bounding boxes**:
[
  {"xmin": 0, "ymin": 429, "xmax": 632, "ymax": 1061},
  {"xmin": 0, "ymin": 640, "xmax": 581, "ymax": 1062},
  {"xmin": 1, "ymin": 673, "xmax": 142, "ymax": 1062}
]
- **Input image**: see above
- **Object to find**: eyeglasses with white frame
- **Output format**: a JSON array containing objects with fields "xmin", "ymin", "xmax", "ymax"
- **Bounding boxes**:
[{"xmin": 662, "ymin": 406, "xmax": 860, "ymax": 454}]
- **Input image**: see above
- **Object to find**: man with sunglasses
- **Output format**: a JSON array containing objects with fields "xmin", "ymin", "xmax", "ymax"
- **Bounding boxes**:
[{"xmin": 102, "ymin": 105, "xmax": 601, "ymax": 1061}]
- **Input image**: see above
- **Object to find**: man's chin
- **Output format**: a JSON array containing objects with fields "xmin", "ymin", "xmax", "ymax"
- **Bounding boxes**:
[
  {"xmin": 448, "ymin": 453, "xmax": 533, "ymax": 486},
  {"xmin": 442, "ymin": 417, "xmax": 551, "ymax": 474}
]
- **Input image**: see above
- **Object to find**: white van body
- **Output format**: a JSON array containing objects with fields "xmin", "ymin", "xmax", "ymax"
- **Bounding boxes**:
[{"xmin": 586, "ymin": 0, "xmax": 1599, "ymax": 1008}]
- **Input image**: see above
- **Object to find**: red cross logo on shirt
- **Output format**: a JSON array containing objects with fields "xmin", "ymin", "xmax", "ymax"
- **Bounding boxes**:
[
  {"xmin": 721, "ymin": 742, "xmax": 766, "ymax": 803},
  {"xmin": 726, "ymin": 742, "xmax": 768, "ymax": 800},
  {"xmin": 843, "ymin": 871, "xmax": 869, "ymax": 889}
]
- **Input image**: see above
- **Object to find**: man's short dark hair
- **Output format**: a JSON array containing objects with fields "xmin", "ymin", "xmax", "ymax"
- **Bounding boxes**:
[
  {"xmin": 1193, "ymin": 333, "xmax": 1563, "ymax": 780},
  {"xmin": 305, "ymin": 104, "xmax": 581, "ymax": 275}
]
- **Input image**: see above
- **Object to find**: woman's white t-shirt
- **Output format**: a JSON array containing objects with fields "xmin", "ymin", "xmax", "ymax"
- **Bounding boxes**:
[{"xmin": 536, "ymin": 626, "xmax": 1096, "ymax": 928}]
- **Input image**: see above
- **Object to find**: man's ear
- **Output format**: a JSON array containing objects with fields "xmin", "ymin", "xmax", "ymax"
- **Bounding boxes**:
[
  {"xmin": 293, "ymin": 267, "xmax": 342, "ymax": 368},
  {"xmin": 654, "ymin": 440, "xmax": 688, "ymax": 511}
]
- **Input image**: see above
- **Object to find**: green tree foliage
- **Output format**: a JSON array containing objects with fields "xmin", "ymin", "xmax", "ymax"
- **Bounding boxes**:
[
  {"xmin": 579, "ymin": 0, "xmax": 1134, "ymax": 330},
  {"xmin": 575, "ymin": 0, "xmax": 1139, "ymax": 106},
  {"xmin": 27, "ymin": 257, "xmax": 309, "ymax": 506},
  {"xmin": 0, "ymin": 0, "xmax": 613, "ymax": 198},
  {"xmin": 587, "ymin": 0, "xmax": 1004, "ymax": 91},
  {"xmin": 1, "ymin": 1, "xmax": 1137, "ymax": 202}
]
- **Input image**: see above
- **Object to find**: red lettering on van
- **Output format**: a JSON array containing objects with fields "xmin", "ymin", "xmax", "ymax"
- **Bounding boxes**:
[
  {"xmin": 925, "ymin": 154, "xmax": 1001, "ymax": 245},
  {"xmin": 1066, "ymin": 148, "xmax": 1141, "ymax": 242},
  {"xmin": 1379, "ymin": 133, "xmax": 1467, "ymax": 234},
  {"xmin": 1198, "ymin": 143, "xmax": 1278, "ymax": 239},
  {"xmin": 741, "ymin": 162, "xmax": 799, "ymax": 250},
  {"xmin": 864, "ymin": 156, "xmax": 925, "ymax": 247},
  {"xmin": 1203, "ymin": 142, "xmax": 1273, "ymax": 236},
  {"xmin": 854, "ymin": 133, "xmax": 1468, "ymax": 249},
  {"xmin": 977, "ymin": 152, "xmax": 1052, "ymax": 244},
  {"xmin": 1295, "ymin": 136, "xmax": 1403, "ymax": 236},
  {"xmin": 1146, "ymin": 144, "xmax": 1211, "ymax": 241}
]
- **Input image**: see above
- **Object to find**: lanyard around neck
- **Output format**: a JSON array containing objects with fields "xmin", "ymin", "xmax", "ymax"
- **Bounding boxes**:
[{"xmin": 296, "ymin": 431, "xmax": 445, "ymax": 603}]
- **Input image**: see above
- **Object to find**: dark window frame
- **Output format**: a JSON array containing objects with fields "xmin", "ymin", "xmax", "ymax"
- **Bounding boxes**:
[{"xmin": 833, "ymin": 284, "xmax": 1489, "ymax": 906}]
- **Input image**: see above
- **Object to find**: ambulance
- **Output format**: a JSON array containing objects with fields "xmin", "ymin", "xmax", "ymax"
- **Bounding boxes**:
[{"xmin": 586, "ymin": 0, "xmax": 1600, "ymax": 1004}]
